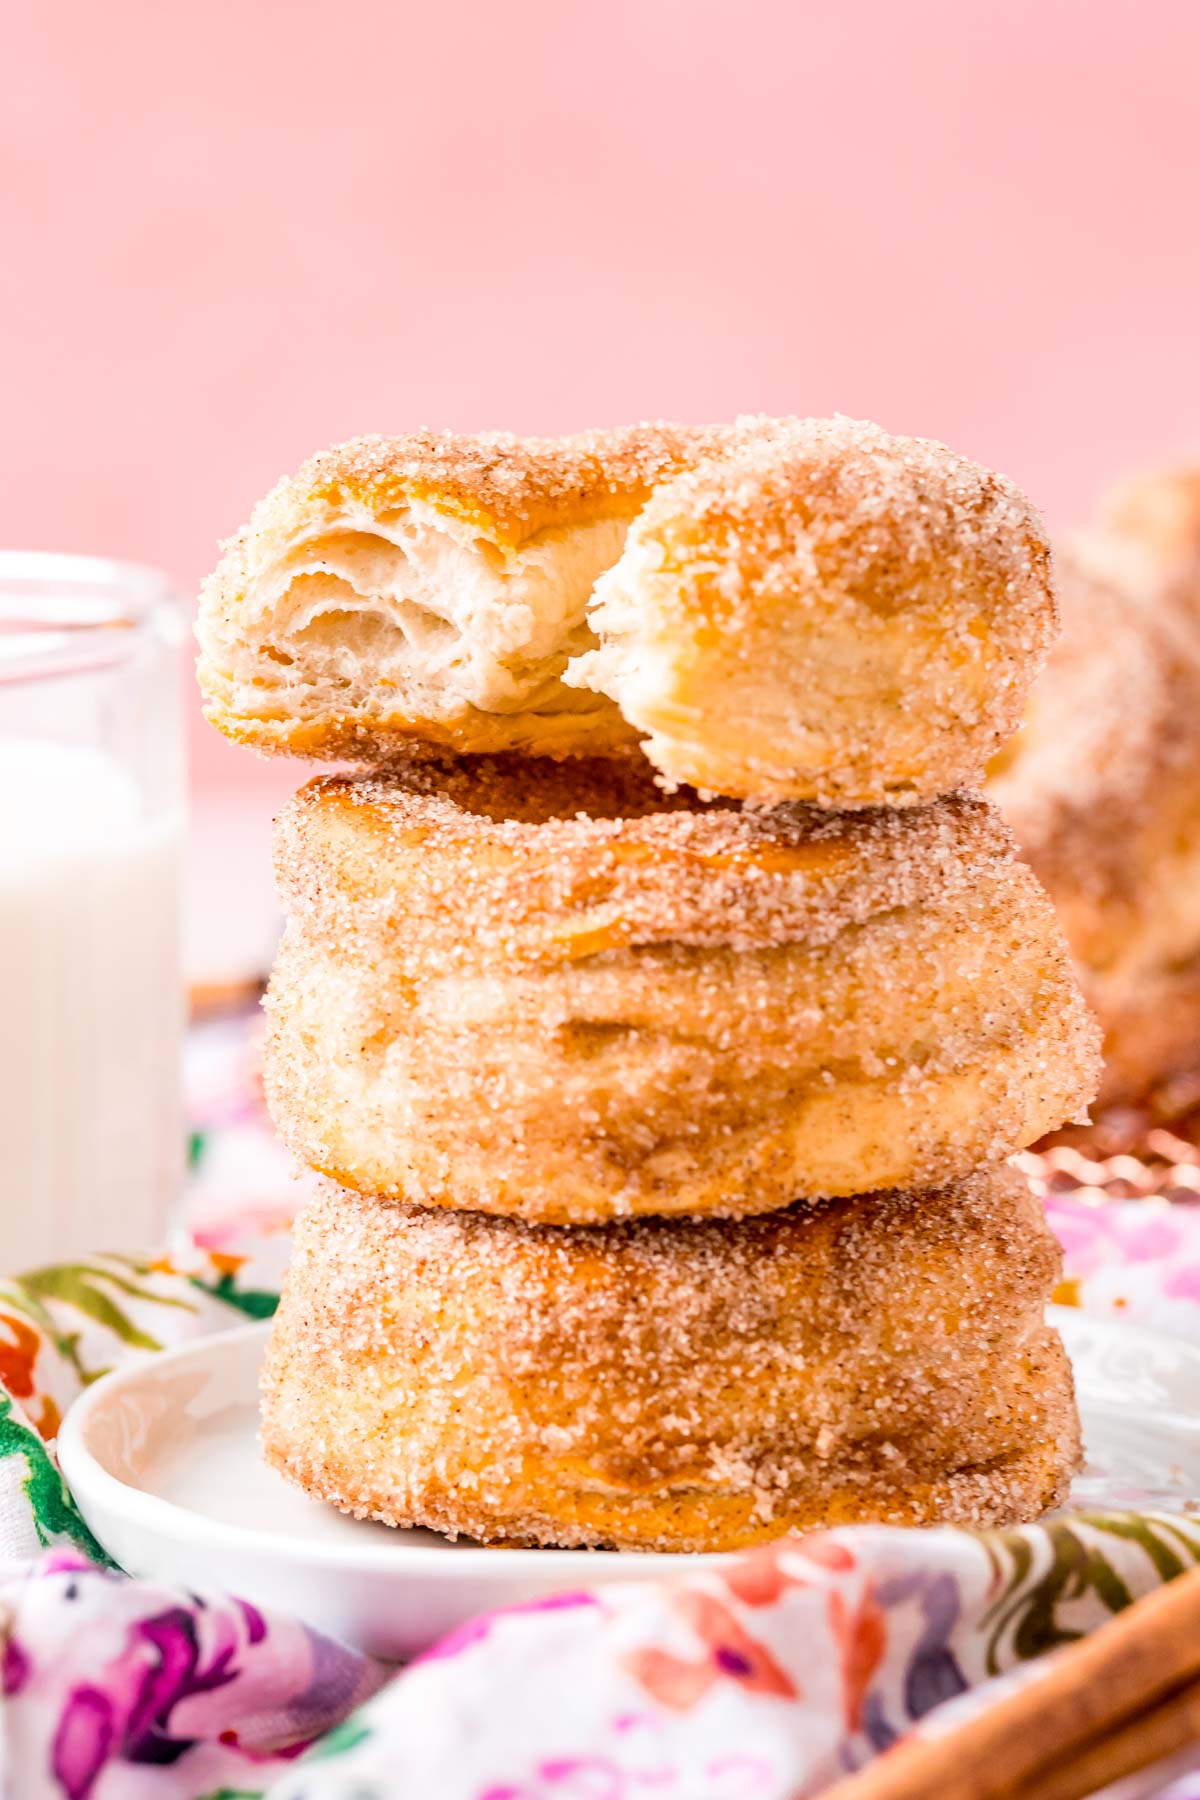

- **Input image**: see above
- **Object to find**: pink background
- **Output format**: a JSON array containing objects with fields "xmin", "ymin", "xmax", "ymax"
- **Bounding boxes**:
[{"xmin": 4, "ymin": 0, "xmax": 1200, "ymax": 811}]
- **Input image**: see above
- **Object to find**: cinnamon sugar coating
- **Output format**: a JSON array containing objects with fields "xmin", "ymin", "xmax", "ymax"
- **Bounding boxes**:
[
  {"xmin": 260, "ymin": 1168, "xmax": 1081, "ymax": 1551},
  {"xmin": 569, "ymin": 415, "xmax": 1056, "ymax": 803},
  {"xmin": 264, "ymin": 756, "xmax": 1099, "ymax": 1223},
  {"xmin": 197, "ymin": 422, "xmax": 730, "ymax": 763},
  {"xmin": 197, "ymin": 415, "xmax": 1053, "ymax": 803},
  {"xmin": 992, "ymin": 481, "xmax": 1200, "ymax": 1104},
  {"xmin": 226, "ymin": 423, "xmax": 724, "ymax": 553}
]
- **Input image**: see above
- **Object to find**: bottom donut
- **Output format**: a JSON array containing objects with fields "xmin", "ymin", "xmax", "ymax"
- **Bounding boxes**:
[{"xmin": 260, "ymin": 1168, "xmax": 1081, "ymax": 1553}]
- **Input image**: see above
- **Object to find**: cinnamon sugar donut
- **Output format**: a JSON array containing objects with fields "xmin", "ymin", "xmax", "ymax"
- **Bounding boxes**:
[
  {"xmin": 260, "ymin": 1168, "xmax": 1081, "ymax": 1551},
  {"xmin": 991, "ymin": 476, "xmax": 1200, "ymax": 1105},
  {"xmin": 197, "ymin": 424, "xmax": 713, "ymax": 762},
  {"xmin": 567, "ymin": 416, "xmax": 1056, "ymax": 803},
  {"xmin": 197, "ymin": 416, "xmax": 1055, "ymax": 804},
  {"xmin": 263, "ymin": 755, "xmax": 1099, "ymax": 1224}
]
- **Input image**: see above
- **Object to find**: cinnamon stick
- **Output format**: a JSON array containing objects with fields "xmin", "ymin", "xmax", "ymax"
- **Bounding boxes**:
[
  {"xmin": 817, "ymin": 1565, "xmax": 1200, "ymax": 1800},
  {"xmin": 1021, "ymin": 1677, "xmax": 1200, "ymax": 1800}
]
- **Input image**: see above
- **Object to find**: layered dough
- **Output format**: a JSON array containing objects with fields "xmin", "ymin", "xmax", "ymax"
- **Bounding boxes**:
[
  {"xmin": 264, "ymin": 755, "xmax": 1099, "ymax": 1224},
  {"xmin": 992, "ymin": 467, "xmax": 1200, "ymax": 1104},
  {"xmin": 197, "ymin": 424, "xmax": 711, "ymax": 762},
  {"xmin": 198, "ymin": 416, "xmax": 1056, "ymax": 804},
  {"xmin": 566, "ymin": 416, "xmax": 1055, "ymax": 803},
  {"xmin": 260, "ymin": 1167, "xmax": 1081, "ymax": 1551}
]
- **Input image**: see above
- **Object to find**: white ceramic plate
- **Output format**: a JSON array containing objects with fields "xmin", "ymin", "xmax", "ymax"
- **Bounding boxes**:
[{"xmin": 59, "ymin": 1309, "xmax": 1200, "ymax": 1659}]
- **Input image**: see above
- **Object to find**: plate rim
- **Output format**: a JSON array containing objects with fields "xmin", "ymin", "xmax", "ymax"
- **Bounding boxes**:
[
  {"xmin": 57, "ymin": 1320, "xmax": 725, "ymax": 1574},
  {"xmin": 57, "ymin": 1307, "xmax": 1200, "ymax": 1579}
]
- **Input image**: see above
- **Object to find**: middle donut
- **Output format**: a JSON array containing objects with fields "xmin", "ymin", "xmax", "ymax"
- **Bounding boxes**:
[{"xmin": 265, "ymin": 753, "xmax": 1099, "ymax": 1224}]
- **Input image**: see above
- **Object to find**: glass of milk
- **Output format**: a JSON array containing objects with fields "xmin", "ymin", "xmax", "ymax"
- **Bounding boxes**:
[{"xmin": 0, "ymin": 553, "xmax": 184, "ymax": 1270}]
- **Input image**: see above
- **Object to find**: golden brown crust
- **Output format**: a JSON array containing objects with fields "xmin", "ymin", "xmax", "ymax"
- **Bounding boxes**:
[
  {"xmin": 197, "ymin": 423, "xmax": 727, "ymax": 764},
  {"xmin": 196, "ymin": 423, "xmax": 722, "ymax": 767},
  {"xmin": 571, "ymin": 416, "xmax": 1057, "ymax": 803},
  {"xmin": 264, "ymin": 756, "xmax": 1100, "ymax": 1223},
  {"xmin": 197, "ymin": 415, "xmax": 1054, "ymax": 802},
  {"xmin": 242, "ymin": 424, "xmax": 726, "ymax": 555},
  {"xmin": 260, "ymin": 1169, "xmax": 1081, "ymax": 1551},
  {"xmin": 273, "ymin": 752, "xmax": 1017, "ymax": 959},
  {"xmin": 194, "ymin": 701, "xmax": 636, "ymax": 764}
]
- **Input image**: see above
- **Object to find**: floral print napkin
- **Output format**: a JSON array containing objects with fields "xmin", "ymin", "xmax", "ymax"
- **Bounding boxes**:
[{"xmin": 0, "ymin": 1010, "xmax": 1197, "ymax": 1797}]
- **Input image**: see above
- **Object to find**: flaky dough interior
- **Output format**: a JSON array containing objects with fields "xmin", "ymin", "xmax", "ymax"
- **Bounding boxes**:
[
  {"xmin": 197, "ymin": 417, "xmax": 1054, "ymax": 800},
  {"xmin": 201, "ymin": 497, "xmax": 634, "ymax": 752}
]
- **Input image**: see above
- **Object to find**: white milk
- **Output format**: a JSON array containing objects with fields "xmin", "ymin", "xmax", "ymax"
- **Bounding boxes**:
[{"xmin": 0, "ymin": 740, "xmax": 182, "ymax": 1268}]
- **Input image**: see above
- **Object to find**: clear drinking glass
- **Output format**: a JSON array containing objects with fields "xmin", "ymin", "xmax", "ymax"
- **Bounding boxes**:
[{"xmin": 0, "ymin": 553, "xmax": 185, "ymax": 1269}]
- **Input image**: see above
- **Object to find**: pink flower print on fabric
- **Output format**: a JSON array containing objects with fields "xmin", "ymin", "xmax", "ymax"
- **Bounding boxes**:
[
  {"xmin": 624, "ymin": 1588, "xmax": 799, "ymax": 1713},
  {"xmin": 1164, "ymin": 1264, "xmax": 1200, "ymax": 1302},
  {"xmin": 1, "ymin": 1552, "xmax": 384, "ymax": 1795},
  {"xmin": 1047, "ymin": 1197, "xmax": 1194, "ymax": 1281},
  {"xmin": 478, "ymin": 1747, "xmax": 779, "ymax": 1799},
  {"xmin": 419, "ymin": 1593, "xmax": 601, "ymax": 1666},
  {"xmin": 1046, "ymin": 1199, "xmax": 1138, "ymax": 1279}
]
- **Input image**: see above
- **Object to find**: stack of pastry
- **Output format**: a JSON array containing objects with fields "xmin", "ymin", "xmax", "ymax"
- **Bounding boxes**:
[{"xmin": 198, "ymin": 416, "xmax": 1100, "ymax": 1552}]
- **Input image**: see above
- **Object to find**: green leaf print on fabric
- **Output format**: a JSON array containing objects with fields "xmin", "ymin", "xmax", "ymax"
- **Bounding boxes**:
[
  {"xmin": 980, "ymin": 1511, "xmax": 1200, "ymax": 1673},
  {"xmin": 1089, "ymin": 1510, "xmax": 1200, "ymax": 1578},
  {"xmin": 0, "ymin": 1391, "xmax": 109, "ymax": 1561},
  {"xmin": 19, "ymin": 1264, "xmax": 192, "ymax": 1347},
  {"xmin": 3, "ymin": 1257, "xmax": 216, "ymax": 1397},
  {"xmin": 188, "ymin": 1271, "xmax": 279, "ymax": 1320},
  {"xmin": 304, "ymin": 1718, "xmax": 372, "ymax": 1759},
  {"xmin": 2, "ymin": 1260, "xmax": 201, "ymax": 1387}
]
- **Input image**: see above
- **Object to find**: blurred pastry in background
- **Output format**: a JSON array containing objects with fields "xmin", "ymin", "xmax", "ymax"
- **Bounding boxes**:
[
  {"xmin": 1099, "ymin": 463, "xmax": 1200, "ymax": 571},
  {"xmin": 991, "ymin": 462, "xmax": 1200, "ymax": 1110}
]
